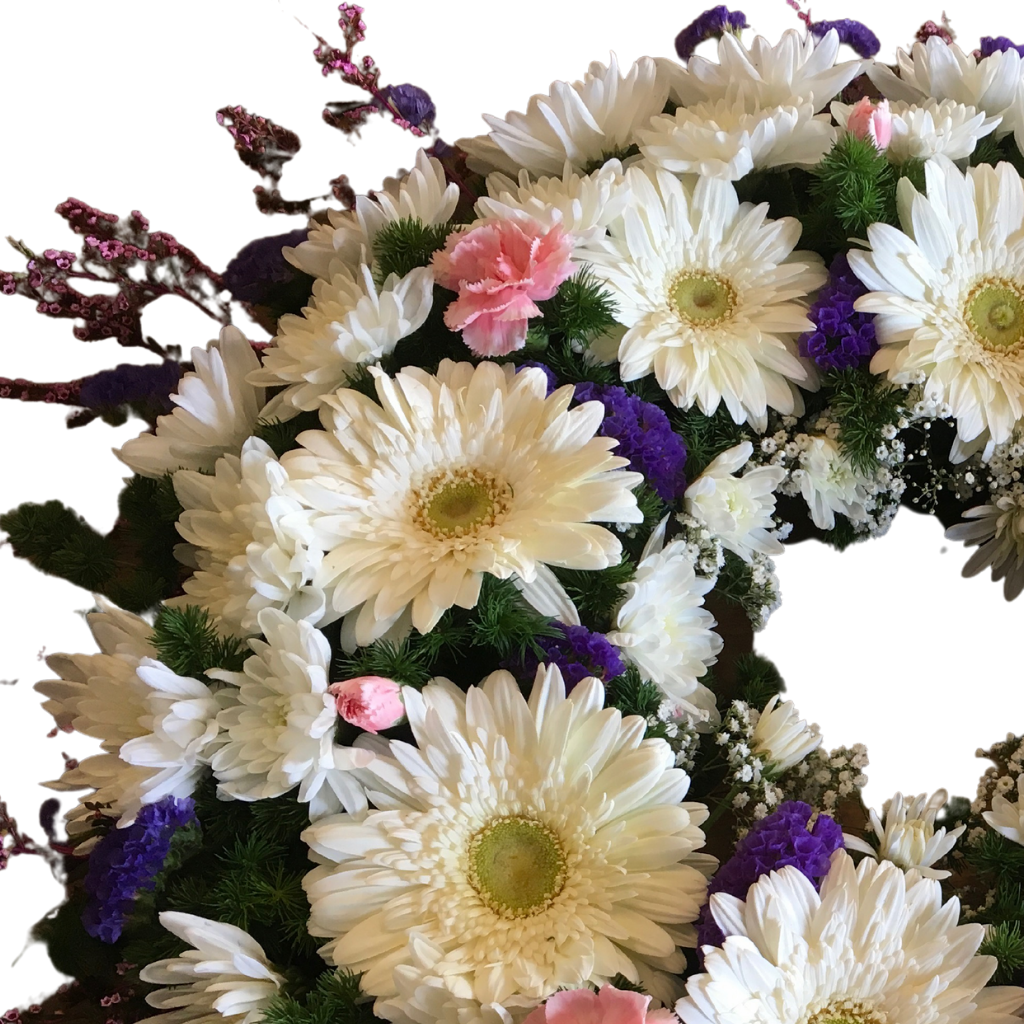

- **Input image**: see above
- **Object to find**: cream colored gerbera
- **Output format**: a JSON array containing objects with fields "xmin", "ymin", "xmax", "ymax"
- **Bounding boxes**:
[
  {"xmin": 286, "ymin": 148, "xmax": 460, "ymax": 280},
  {"xmin": 849, "ymin": 156, "xmax": 1024, "ymax": 447},
  {"xmin": 118, "ymin": 326, "xmax": 264, "ymax": 478},
  {"xmin": 281, "ymin": 361, "xmax": 642, "ymax": 647},
  {"xmin": 580, "ymin": 166, "xmax": 824, "ymax": 429},
  {"xmin": 457, "ymin": 55, "xmax": 669, "ymax": 177},
  {"xmin": 946, "ymin": 490, "xmax": 1024, "ymax": 599},
  {"xmin": 678, "ymin": 851, "xmax": 1024, "ymax": 1024},
  {"xmin": 303, "ymin": 665, "xmax": 715, "ymax": 1017},
  {"xmin": 250, "ymin": 262, "xmax": 434, "ymax": 420}
]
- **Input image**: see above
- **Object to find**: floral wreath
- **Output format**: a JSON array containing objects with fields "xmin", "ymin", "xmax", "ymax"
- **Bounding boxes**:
[{"xmin": 2, "ymin": 4, "xmax": 1024, "ymax": 1023}]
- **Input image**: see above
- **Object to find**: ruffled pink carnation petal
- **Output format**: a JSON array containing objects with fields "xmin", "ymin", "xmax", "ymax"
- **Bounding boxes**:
[{"xmin": 326, "ymin": 675, "xmax": 404, "ymax": 733}]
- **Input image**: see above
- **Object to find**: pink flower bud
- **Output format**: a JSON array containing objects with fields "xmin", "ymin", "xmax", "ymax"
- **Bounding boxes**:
[
  {"xmin": 327, "ymin": 676, "xmax": 404, "ymax": 733},
  {"xmin": 845, "ymin": 97, "xmax": 892, "ymax": 151}
]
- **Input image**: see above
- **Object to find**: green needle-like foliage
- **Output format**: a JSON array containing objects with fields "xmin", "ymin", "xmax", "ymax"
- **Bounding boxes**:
[
  {"xmin": 256, "ymin": 410, "xmax": 323, "ymax": 457},
  {"xmin": 537, "ymin": 268, "xmax": 619, "ymax": 347},
  {"xmin": 735, "ymin": 651, "xmax": 786, "ymax": 710},
  {"xmin": 553, "ymin": 559, "xmax": 636, "ymax": 632},
  {"xmin": 671, "ymin": 405, "xmax": 749, "ymax": 479},
  {"xmin": 606, "ymin": 665, "xmax": 662, "ymax": 723},
  {"xmin": 823, "ymin": 367, "xmax": 905, "ymax": 475},
  {"xmin": 980, "ymin": 922, "xmax": 1024, "ymax": 985},
  {"xmin": 809, "ymin": 134, "xmax": 896, "ymax": 240},
  {"xmin": 336, "ymin": 637, "xmax": 437, "ymax": 690},
  {"xmin": 262, "ymin": 969, "xmax": 377, "ymax": 1024},
  {"xmin": 151, "ymin": 604, "xmax": 249, "ymax": 678},
  {"xmin": 373, "ymin": 217, "xmax": 452, "ymax": 282}
]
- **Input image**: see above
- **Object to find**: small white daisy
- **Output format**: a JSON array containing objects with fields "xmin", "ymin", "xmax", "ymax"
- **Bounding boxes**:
[
  {"xmin": 117, "ymin": 326, "xmax": 264, "ymax": 478},
  {"xmin": 791, "ymin": 434, "xmax": 870, "ymax": 530},
  {"xmin": 946, "ymin": 491, "xmax": 1024, "ymax": 599},
  {"xmin": 751, "ymin": 694, "xmax": 822, "ymax": 773},
  {"xmin": 605, "ymin": 517, "xmax": 722, "ymax": 724},
  {"xmin": 983, "ymin": 776, "xmax": 1024, "ymax": 845},
  {"xmin": 580, "ymin": 166, "xmax": 824, "ymax": 429}
]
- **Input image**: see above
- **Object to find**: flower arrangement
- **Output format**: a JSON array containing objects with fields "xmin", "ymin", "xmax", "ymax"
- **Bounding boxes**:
[{"xmin": 2, "ymin": 3, "xmax": 1024, "ymax": 1022}]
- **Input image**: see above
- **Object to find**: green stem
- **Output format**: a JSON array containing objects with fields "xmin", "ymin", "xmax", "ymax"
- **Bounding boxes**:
[{"xmin": 704, "ymin": 783, "xmax": 741, "ymax": 831}]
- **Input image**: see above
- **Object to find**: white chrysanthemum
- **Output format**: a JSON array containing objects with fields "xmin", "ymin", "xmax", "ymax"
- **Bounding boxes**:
[
  {"xmin": 946, "ymin": 491, "xmax": 1024, "ymax": 599},
  {"xmin": 209, "ymin": 608, "xmax": 373, "ymax": 818},
  {"xmin": 662, "ymin": 28, "xmax": 863, "ymax": 110},
  {"xmin": 282, "ymin": 361, "xmax": 642, "ymax": 647},
  {"xmin": 475, "ymin": 159, "xmax": 630, "ymax": 245},
  {"xmin": 983, "ymin": 776, "xmax": 1024, "ymax": 845},
  {"xmin": 172, "ymin": 437, "xmax": 325, "ymax": 636},
  {"xmin": 286, "ymin": 149, "xmax": 460, "ymax": 280},
  {"xmin": 250, "ymin": 262, "xmax": 434, "ymax": 419},
  {"xmin": 457, "ymin": 55, "xmax": 669, "ymax": 177},
  {"xmin": 139, "ymin": 912, "xmax": 283, "ymax": 1024},
  {"xmin": 792, "ymin": 435, "xmax": 870, "ymax": 530},
  {"xmin": 832, "ymin": 98, "xmax": 1001, "ymax": 162},
  {"xmin": 606, "ymin": 518, "xmax": 722, "ymax": 724},
  {"xmin": 118, "ymin": 326, "xmax": 264, "ymax": 478},
  {"xmin": 751, "ymin": 694, "xmax": 822, "ymax": 773},
  {"xmin": 580, "ymin": 166, "xmax": 824, "ymax": 429},
  {"xmin": 639, "ymin": 99, "xmax": 835, "ymax": 180},
  {"xmin": 684, "ymin": 442, "xmax": 786, "ymax": 562},
  {"xmin": 303, "ymin": 666, "xmax": 715, "ymax": 1016},
  {"xmin": 867, "ymin": 37, "xmax": 1023, "ymax": 136},
  {"xmin": 850, "ymin": 156, "xmax": 1024, "ymax": 447},
  {"xmin": 678, "ymin": 851, "xmax": 1024, "ymax": 1024},
  {"xmin": 845, "ymin": 789, "xmax": 965, "ymax": 879}
]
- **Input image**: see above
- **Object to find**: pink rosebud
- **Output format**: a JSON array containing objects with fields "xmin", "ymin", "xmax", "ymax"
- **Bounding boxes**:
[
  {"xmin": 522, "ymin": 986, "xmax": 677, "ymax": 1024},
  {"xmin": 431, "ymin": 218, "xmax": 576, "ymax": 357},
  {"xmin": 845, "ymin": 97, "xmax": 892, "ymax": 151},
  {"xmin": 327, "ymin": 675, "xmax": 404, "ymax": 733}
]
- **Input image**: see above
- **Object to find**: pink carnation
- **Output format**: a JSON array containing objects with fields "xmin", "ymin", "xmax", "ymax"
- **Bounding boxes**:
[
  {"xmin": 432, "ymin": 218, "xmax": 575, "ymax": 357},
  {"xmin": 846, "ymin": 97, "xmax": 892, "ymax": 151},
  {"xmin": 522, "ymin": 986, "xmax": 677, "ymax": 1024},
  {"xmin": 327, "ymin": 675, "xmax": 404, "ymax": 733}
]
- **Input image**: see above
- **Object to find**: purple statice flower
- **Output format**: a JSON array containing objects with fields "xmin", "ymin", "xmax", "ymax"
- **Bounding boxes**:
[
  {"xmin": 78, "ymin": 361, "xmax": 182, "ymax": 415},
  {"xmin": 376, "ymin": 84, "xmax": 436, "ymax": 130},
  {"xmin": 675, "ymin": 6, "xmax": 749, "ymax": 61},
  {"xmin": 809, "ymin": 19, "xmax": 880, "ymax": 58},
  {"xmin": 516, "ymin": 360, "xmax": 559, "ymax": 396},
  {"xmin": 697, "ymin": 801, "xmax": 844, "ymax": 952},
  {"xmin": 222, "ymin": 228, "xmax": 310, "ymax": 305},
  {"xmin": 81, "ymin": 797, "xmax": 196, "ymax": 943},
  {"xmin": 979, "ymin": 36, "xmax": 1024, "ymax": 58},
  {"xmin": 798, "ymin": 253, "xmax": 877, "ymax": 372},
  {"xmin": 518, "ymin": 623, "xmax": 625, "ymax": 690},
  {"xmin": 574, "ymin": 383, "xmax": 687, "ymax": 503}
]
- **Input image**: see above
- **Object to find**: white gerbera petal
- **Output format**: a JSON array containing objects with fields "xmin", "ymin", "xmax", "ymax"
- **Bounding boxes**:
[
  {"xmin": 946, "ymin": 492, "xmax": 1024, "ymax": 599},
  {"xmin": 580, "ymin": 165, "xmax": 824, "ymax": 429},
  {"xmin": 303, "ymin": 665, "xmax": 713, "ymax": 1019},
  {"xmin": 983, "ymin": 776, "xmax": 1024, "ymax": 845},
  {"xmin": 281, "ymin": 361, "xmax": 642, "ymax": 647},
  {"xmin": 118, "ymin": 326, "xmax": 264, "ymax": 478},
  {"xmin": 751, "ymin": 695, "xmax": 822, "ymax": 773}
]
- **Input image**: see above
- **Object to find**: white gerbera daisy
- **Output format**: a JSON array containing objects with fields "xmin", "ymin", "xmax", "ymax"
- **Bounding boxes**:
[
  {"xmin": 849, "ymin": 156, "xmax": 1024, "ymax": 447},
  {"xmin": 751, "ymin": 694, "xmax": 822, "ymax": 773},
  {"xmin": 118, "ymin": 326, "xmax": 264, "ymax": 478},
  {"xmin": 580, "ymin": 166, "xmax": 824, "ymax": 429},
  {"xmin": 684, "ymin": 442, "xmax": 786, "ymax": 562},
  {"xmin": 209, "ymin": 608, "xmax": 373, "ymax": 818},
  {"xmin": 303, "ymin": 665, "xmax": 715, "ymax": 1014},
  {"xmin": 946, "ymin": 490, "xmax": 1024, "ymax": 598},
  {"xmin": 983, "ymin": 776, "xmax": 1024, "ymax": 845},
  {"xmin": 832, "ymin": 98, "xmax": 1001, "ymax": 162},
  {"xmin": 286, "ymin": 148, "xmax": 460, "ymax": 280},
  {"xmin": 605, "ymin": 518, "xmax": 722, "ymax": 724},
  {"xmin": 171, "ymin": 437, "xmax": 325, "ymax": 636},
  {"xmin": 281, "ymin": 361, "xmax": 642, "ymax": 647},
  {"xmin": 845, "ymin": 789, "xmax": 965, "ymax": 879},
  {"xmin": 139, "ymin": 912, "xmax": 283, "ymax": 1024},
  {"xmin": 791, "ymin": 434, "xmax": 870, "ymax": 530},
  {"xmin": 250, "ymin": 262, "xmax": 434, "ymax": 420},
  {"xmin": 677, "ymin": 851, "xmax": 1024, "ymax": 1024},
  {"xmin": 475, "ymin": 159, "xmax": 630, "ymax": 245},
  {"xmin": 457, "ymin": 55, "xmax": 669, "ymax": 177}
]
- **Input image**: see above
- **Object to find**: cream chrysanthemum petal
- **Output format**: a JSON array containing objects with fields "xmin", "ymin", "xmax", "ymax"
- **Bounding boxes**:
[
  {"xmin": 286, "ymin": 149, "xmax": 459, "ymax": 280},
  {"xmin": 849, "ymin": 156, "xmax": 1024, "ymax": 447},
  {"xmin": 250, "ymin": 262, "xmax": 434, "ymax": 419},
  {"xmin": 791, "ymin": 434, "xmax": 871, "ymax": 530},
  {"xmin": 282, "ymin": 361, "xmax": 643, "ymax": 647},
  {"xmin": 172, "ymin": 437, "xmax": 326, "ymax": 636},
  {"xmin": 580, "ymin": 166, "xmax": 824, "ymax": 429},
  {"xmin": 457, "ymin": 55, "xmax": 669, "ymax": 177},
  {"xmin": 946, "ymin": 491, "xmax": 1024, "ymax": 598},
  {"xmin": 983, "ymin": 776, "xmax": 1024, "ymax": 845},
  {"xmin": 303, "ymin": 665, "xmax": 714, "ymax": 1017},
  {"xmin": 118, "ymin": 326, "xmax": 264, "ymax": 478},
  {"xmin": 678, "ymin": 852, "xmax": 1024, "ymax": 1024},
  {"xmin": 750, "ymin": 695, "xmax": 822, "ymax": 773}
]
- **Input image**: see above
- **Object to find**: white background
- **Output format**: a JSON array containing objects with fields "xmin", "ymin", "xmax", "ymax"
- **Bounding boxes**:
[{"xmin": 1, "ymin": 0, "xmax": 1022, "ymax": 1007}]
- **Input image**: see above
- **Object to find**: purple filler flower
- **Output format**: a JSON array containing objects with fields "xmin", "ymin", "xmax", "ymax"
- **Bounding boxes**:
[
  {"xmin": 809, "ymin": 19, "xmax": 880, "ymax": 58},
  {"xmin": 519, "ymin": 623, "xmax": 625, "ymax": 690},
  {"xmin": 675, "ymin": 6, "xmax": 749, "ymax": 61},
  {"xmin": 697, "ymin": 801, "xmax": 844, "ymax": 953},
  {"xmin": 574, "ymin": 383, "xmax": 687, "ymax": 503},
  {"xmin": 979, "ymin": 36, "xmax": 1024, "ymax": 58},
  {"xmin": 799, "ymin": 252, "xmax": 877, "ymax": 372},
  {"xmin": 377, "ymin": 84, "xmax": 436, "ymax": 130},
  {"xmin": 78, "ymin": 361, "xmax": 182, "ymax": 415},
  {"xmin": 222, "ymin": 228, "xmax": 309, "ymax": 306},
  {"xmin": 82, "ymin": 796, "xmax": 196, "ymax": 943}
]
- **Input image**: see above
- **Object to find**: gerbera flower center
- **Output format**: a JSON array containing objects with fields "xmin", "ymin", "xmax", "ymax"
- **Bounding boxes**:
[
  {"xmin": 670, "ymin": 270, "xmax": 737, "ymax": 325},
  {"xmin": 807, "ymin": 999, "xmax": 888, "ymax": 1024},
  {"xmin": 964, "ymin": 277, "xmax": 1024, "ymax": 351},
  {"xmin": 411, "ymin": 467, "xmax": 513, "ymax": 540},
  {"xmin": 466, "ymin": 815, "xmax": 567, "ymax": 918}
]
